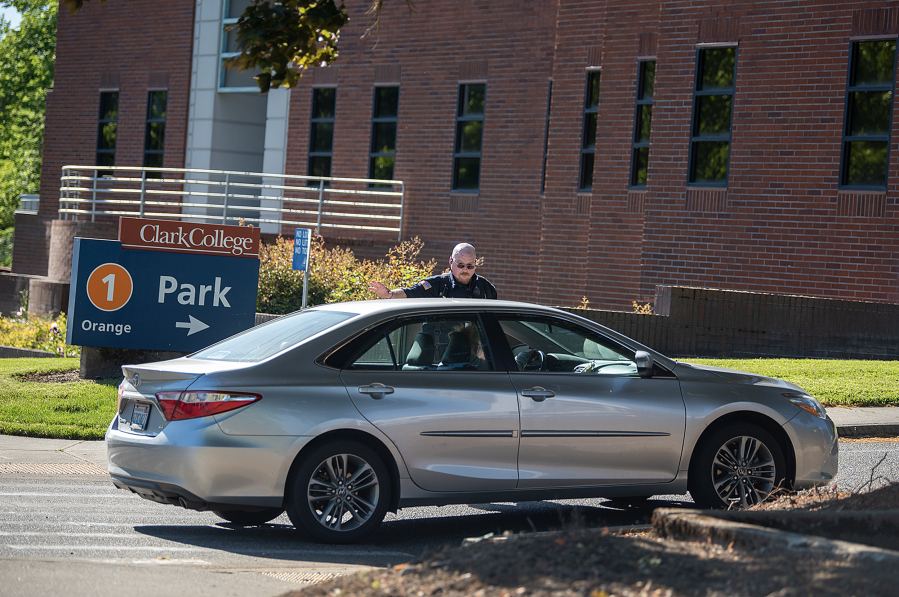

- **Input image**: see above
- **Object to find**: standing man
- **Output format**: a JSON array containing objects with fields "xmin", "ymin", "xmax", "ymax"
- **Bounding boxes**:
[{"xmin": 369, "ymin": 242, "xmax": 498, "ymax": 299}]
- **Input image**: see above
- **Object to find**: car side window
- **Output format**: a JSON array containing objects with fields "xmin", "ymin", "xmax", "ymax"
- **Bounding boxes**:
[
  {"xmin": 497, "ymin": 315, "xmax": 637, "ymax": 375},
  {"xmin": 351, "ymin": 332, "xmax": 398, "ymax": 370},
  {"xmin": 346, "ymin": 315, "xmax": 495, "ymax": 372}
]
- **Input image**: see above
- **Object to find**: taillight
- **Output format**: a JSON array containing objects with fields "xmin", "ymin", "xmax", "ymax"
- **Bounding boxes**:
[
  {"xmin": 155, "ymin": 391, "xmax": 262, "ymax": 421},
  {"xmin": 117, "ymin": 383, "xmax": 124, "ymax": 413}
]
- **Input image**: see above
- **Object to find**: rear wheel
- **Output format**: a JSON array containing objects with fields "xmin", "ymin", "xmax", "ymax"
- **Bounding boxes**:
[
  {"xmin": 689, "ymin": 423, "xmax": 786, "ymax": 509},
  {"xmin": 213, "ymin": 507, "xmax": 284, "ymax": 525},
  {"xmin": 286, "ymin": 440, "xmax": 391, "ymax": 544}
]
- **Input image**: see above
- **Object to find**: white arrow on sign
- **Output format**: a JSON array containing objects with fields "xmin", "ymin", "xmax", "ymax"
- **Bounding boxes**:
[{"xmin": 175, "ymin": 315, "xmax": 209, "ymax": 336}]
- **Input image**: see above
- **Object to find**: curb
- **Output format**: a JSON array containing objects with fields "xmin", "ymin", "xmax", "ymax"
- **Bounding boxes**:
[
  {"xmin": 0, "ymin": 345, "xmax": 55, "ymax": 358},
  {"xmin": 838, "ymin": 424, "xmax": 899, "ymax": 438},
  {"xmin": 652, "ymin": 508, "xmax": 899, "ymax": 563}
]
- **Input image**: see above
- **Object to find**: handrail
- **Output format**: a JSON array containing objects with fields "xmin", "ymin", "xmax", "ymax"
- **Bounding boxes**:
[{"xmin": 59, "ymin": 166, "xmax": 405, "ymax": 240}]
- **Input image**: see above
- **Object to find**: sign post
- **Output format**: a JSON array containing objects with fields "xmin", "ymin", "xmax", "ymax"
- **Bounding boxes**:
[{"xmin": 292, "ymin": 228, "xmax": 312, "ymax": 309}]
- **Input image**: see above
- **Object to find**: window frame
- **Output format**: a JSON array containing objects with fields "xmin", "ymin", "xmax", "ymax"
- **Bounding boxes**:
[
  {"xmin": 629, "ymin": 60, "xmax": 655, "ymax": 189},
  {"xmin": 578, "ymin": 69, "xmax": 601, "ymax": 192},
  {"xmin": 368, "ymin": 85, "xmax": 400, "ymax": 188},
  {"xmin": 339, "ymin": 313, "xmax": 496, "ymax": 372},
  {"xmin": 687, "ymin": 45, "xmax": 738, "ymax": 187},
  {"xmin": 307, "ymin": 86, "xmax": 337, "ymax": 183},
  {"xmin": 96, "ymin": 91, "xmax": 119, "ymax": 172},
  {"xmin": 839, "ymin": 38, "xmax": 898, "ymax": 191},
  {"xmin": 495, "ymin": 313, "xmax": 641, "ymax": 376},
  {"xmin": 218, "ymin": 0, "xmax": 260, "ymax": 92},
  {"xmin": 143, "ymin": 90, "xmax": 167, "ymax": 172},
  {"xmin": 540, "ymin": 80, "xmax": 553, "ymax": 194},
  {"xmin": 452, "ymin": 82, "xmax": 487, "ymax": 192}
]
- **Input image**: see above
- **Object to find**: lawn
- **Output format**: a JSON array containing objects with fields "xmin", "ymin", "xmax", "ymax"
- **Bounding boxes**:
[
  {"xmin": 682, "ymin": 358, "xmax": 899, "ymax": 407},
  {"xmin": 0, "ymin": 359, "xmax": 117, "ymax": 440},
  {"xmin": 0, "ymin": 357, "xmax": 895, "ymax": 441}
]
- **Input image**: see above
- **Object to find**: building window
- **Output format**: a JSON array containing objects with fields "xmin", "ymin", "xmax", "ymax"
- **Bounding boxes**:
[
  {"xmin": 630, "ymin": 61, "xmax": 655, "ymax": 188},
  {"xmin": 452, "ymin": 83, "xmax": 486, "ymax": 191},
  {"xmin": 579, "ymin": 71, "xmax": 600, "ymax": 191},
  {"xmin": 219, "ymin": 0, "xmax": 259, "ymax": 91},
  {"xmin": 369, "ymin": 86, "xmax": 399, "ymax": 186},
  {"xmin": 840, "ymin": 39, "xmax": 897, "ymax": 189},
  {"xmin": 308, "ymin": 87, "xmax": 336, "ymax": 182},
  {"xmin": 541, "ymin": 80, "xmax": 552, "ymax": 194},
  {"xmin": 688, "ymin": 47, "xmax": 737, "ymax": 186},
  {"xmin": 143, "ymin": 91, "xmax": 167, "ymax": 171},
  {"xmin": 96, "ymin": 91, "xmax": 118, "ymax": 170}
]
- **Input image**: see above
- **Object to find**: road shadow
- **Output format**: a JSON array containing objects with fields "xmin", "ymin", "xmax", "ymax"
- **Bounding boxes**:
[{"xmin": 132, "ymin": 496, "xmax": 695, "ymax": 566}]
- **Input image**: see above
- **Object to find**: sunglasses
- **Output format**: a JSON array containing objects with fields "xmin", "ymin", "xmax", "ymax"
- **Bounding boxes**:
[{"xmin": 453, "ymin": 262, "xmax": 476, "ymax": 270}]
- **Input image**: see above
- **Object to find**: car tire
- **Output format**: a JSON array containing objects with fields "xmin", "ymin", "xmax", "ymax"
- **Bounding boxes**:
[
  {"xmin": 285, "ymin": 440, "xmax": 391, "ymax": 544},
  {"xmin": 213, "ymin": 507, "xmax": 284, "ymax": 525},
  {"xmin": 689, "ymin": 422, "xmax": 787, "ymax": 509}
]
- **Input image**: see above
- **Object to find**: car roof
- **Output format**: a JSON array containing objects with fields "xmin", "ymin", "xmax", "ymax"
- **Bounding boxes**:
[{"xmin": 308, "ymin": 298, "xmax": 565, "ymax": 317}]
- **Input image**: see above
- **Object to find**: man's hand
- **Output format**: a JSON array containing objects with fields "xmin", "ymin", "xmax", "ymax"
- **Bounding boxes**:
[{"xmin": 369, "ymin": 280, "xmax": 390, "ymax": 299}]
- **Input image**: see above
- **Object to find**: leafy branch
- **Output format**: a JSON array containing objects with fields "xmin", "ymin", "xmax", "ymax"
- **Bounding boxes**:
[{"xmin": 60, "ymin": 0, "xmax": 415, "ymax": 93}]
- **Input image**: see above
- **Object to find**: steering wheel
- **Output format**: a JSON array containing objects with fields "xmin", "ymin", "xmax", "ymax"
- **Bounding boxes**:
[{"xmin": 515, "ymin": 349, "xmax": 545, "ymax": 372}]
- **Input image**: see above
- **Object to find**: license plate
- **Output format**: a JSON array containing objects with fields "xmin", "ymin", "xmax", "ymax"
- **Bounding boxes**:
[{"xmin": 131, "ymin": 403, "xmax": 150, "ymax": 430}]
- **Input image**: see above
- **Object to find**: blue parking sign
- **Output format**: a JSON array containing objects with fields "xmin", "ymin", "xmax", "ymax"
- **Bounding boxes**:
[
  {"xmin": 66, "ymin": 238, "xmax": 259, "ymax": 351},
  {"xmin": 292, "ymin": 228, "xmax": 311, "ymax": 271}
]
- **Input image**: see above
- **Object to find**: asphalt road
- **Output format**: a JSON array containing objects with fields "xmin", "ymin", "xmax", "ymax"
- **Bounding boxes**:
[{"xmin": 1, "ymin": 440, "xmax": 896, "ymax": 597}]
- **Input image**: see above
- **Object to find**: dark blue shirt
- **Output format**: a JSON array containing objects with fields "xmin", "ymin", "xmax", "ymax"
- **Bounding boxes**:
[{"xmin": 402, "ymin": 272, "xmax": 497, "ymax": 299}]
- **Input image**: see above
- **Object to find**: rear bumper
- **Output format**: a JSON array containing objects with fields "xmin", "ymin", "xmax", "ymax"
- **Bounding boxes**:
[
  {"xmin": 106, "ymin": 418, "xmax": 310, "ymax": 508},
  {"xmin": 110, "ymin": 474, "xmax": 282, "ymax": 510}
]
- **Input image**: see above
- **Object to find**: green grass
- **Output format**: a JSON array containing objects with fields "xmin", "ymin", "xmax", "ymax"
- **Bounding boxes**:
[
  {"xmin": 0, "ymin": 357, "xmax": 895, "ymax": 441},
  {"xmin": 0, "ymin": 358, "xmax": 117, "ymax": 440},
  {"xmin": 682, "ymin": 358, "xmax": 899, "ymax": 407}
]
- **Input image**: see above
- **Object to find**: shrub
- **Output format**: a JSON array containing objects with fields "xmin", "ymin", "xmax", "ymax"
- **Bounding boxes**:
[
  {"xmin": 256, "ymin": 235, "xmax": 437, "ymax": 315},
  {"xmin": 256, "ymin": 236, "xmax": 328, "ymax": 314},
  {"xmin": 0, "ymin": 312, "xmax": 79, "ymax": 357},
  {"xmin": 632, "ymin": 301, "xmax": 653, "ymax": 314}
]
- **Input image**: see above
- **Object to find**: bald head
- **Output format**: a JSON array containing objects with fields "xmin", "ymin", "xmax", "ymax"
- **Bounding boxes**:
[{"xmin": 451, "ymin": 243, "xmax": 476, "ymax": 263}]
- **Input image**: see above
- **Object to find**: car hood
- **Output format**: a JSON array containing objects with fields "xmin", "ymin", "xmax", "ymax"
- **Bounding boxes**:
[{"xmin": 674, "ymin": 361, "xmax": 806, "ymax": 392}]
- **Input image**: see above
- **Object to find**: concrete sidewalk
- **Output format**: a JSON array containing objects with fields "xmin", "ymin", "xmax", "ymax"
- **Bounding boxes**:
[
  {"xmin": 826, "ymin": 405, "xmax": 899, "ymax": 437},
  {"xmin": 0, "ymin": 435, "xmax": 107, "ymax": 472},
  {"xmin": 0, "ymin": 405, "xmax": 896, "ymax": 470}
]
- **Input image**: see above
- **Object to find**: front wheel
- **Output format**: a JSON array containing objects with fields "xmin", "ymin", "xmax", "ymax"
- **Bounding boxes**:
[
  {"xmin": 689, "ymin": 423, "xmax": 787, "ymax": 509},
  {"xmin": 285, "ymin": 440, "xmax": 391, "ymax": 544}
]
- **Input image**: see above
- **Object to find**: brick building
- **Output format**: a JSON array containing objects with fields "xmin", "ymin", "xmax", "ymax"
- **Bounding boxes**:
[{"xmin": 13, "ymin": 0, "xmax": 899, "ymax": 310}]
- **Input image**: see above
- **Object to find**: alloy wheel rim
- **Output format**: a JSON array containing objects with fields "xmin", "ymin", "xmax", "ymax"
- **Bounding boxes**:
[
  {"xmin": 307, "ymin": 453, "xmax": 380, "ymax": 531},
  {"xmin": 711, "ymin": 435, "xmax": 777, "ymax": 507}
]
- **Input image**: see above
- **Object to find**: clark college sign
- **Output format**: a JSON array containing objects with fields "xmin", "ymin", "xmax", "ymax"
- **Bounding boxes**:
[{"xmin": 118, "ymin": 217, "xmax": 260, "ymax": 258}]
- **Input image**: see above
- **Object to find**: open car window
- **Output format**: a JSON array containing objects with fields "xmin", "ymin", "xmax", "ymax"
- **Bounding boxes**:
[
  {"xmin": 496, "ymin": 315, "xmax": 638, "ymax": 375},
  {"xmin": 345, "ymin": 314, "xmax": 496, "ymax": 372}
]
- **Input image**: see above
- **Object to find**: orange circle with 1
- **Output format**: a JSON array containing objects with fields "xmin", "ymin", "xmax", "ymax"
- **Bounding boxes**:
[{"xmin": 86, "ymin": 263, "xmax": 133, "ymax": 312}]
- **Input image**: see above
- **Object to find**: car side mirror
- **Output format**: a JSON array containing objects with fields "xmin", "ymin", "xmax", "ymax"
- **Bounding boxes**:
[{"xmin": 635, "ymin": 351, "xmax": 654, "ymax": 378}]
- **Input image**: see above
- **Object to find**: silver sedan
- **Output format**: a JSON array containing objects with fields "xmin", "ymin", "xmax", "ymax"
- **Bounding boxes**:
[{"xmin": 108, "ymin": 299, "xmax": 838, "ymax": 543}]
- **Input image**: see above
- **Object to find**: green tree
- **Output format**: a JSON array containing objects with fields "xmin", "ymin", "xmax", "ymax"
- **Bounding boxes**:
[
  {"xmin": 60, "ymin": 0, "xmax": 412, "ymax": 93},
  {"xmin": 0, "ymin": 0, "xmax": 56, "ymax": 267}
]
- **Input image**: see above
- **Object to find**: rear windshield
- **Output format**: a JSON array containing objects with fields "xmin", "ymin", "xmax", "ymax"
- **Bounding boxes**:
[{"xmin": 190, "ymin": 310, "xmax": 355, "ymax": 363}]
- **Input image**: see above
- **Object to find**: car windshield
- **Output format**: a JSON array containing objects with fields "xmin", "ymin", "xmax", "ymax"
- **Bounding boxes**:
[{"xmin": 190, "ymin": 309, "xmax": 355, "ymax": 363}]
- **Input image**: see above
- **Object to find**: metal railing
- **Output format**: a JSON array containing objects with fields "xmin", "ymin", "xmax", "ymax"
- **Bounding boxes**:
[
  {"xmin": 16, "ymin": 194, "xmax": 39, "ymax": 215},
  {"xmin": 59, "ymin": 166, "xmax": 405, "ymax": 240}
]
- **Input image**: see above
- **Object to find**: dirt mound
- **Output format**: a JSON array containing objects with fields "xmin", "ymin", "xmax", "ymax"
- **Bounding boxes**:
[
  {"xmin": 17, "ymin": 369, "xmax": 82, "ymax": 383},
  {"xmin": 288, "ymin": 485, "xmax": 899, "ymax": 597}
]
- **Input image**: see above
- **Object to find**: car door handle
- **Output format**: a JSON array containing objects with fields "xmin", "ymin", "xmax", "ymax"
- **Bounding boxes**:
[
  {"xmin": 357, "ymin": 383, "xmax": 395, "ymax": 400},
  {"xmin": 521, "ymin": 387, "xmax": 554, "ymax": 402}
]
